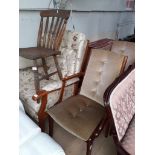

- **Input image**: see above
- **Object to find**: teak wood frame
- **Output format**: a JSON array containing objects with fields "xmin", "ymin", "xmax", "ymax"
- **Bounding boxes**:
[
  {"xmin": 35, "ymin": 50, "xmax": 127, "ymax": 155},
  {"xmin": 103, "ymin": 65, "xmax": 134, "ymax": 155},
  {"xmin": 32, "ymin": 41, "xmax": 89, "ymax": 131},
  {"xmin": 47, "ymin": 56, "xmax": 127, "ymax": 155}
]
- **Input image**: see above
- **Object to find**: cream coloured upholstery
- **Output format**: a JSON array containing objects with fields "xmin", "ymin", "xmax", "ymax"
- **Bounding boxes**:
[
  {"xmin": 111, "ymin": 41, "xmax": 135, "ymax": 69},
  {"xmin": 80, "ymin": 49, "xmax": 125, "ymax": 106},
  {"xmin": 47, "ymin": 49, "xmax": 126, "ymax": 142},
  {"xmin": 19, "ymin": 101, "xmax": 66, "ymax": 155},
  {"xmin": 19, "ymin": 30, "xmax": 87, "ymax": 121}
]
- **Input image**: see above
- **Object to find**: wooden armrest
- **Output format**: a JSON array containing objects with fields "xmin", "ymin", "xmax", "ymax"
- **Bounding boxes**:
[
  {"xmin": 32, "ymin": 88, "xmax": 61, "ymax": 101},
  {"xmin": 32, "ymin": 72, "xmax": 84, "ymax": 101},
  {"xmin": 32, "ymin": 90, "xmax": 48, "ymax": 101},
  {"xmin": 62, "ymin": 72, "xmax": 84, "ymax": 82}
]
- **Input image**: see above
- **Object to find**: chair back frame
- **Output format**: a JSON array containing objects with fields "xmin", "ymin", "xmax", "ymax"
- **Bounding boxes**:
[{"xmin": 37, "ymin": 9, "xmax": 70, "ymax": 51}]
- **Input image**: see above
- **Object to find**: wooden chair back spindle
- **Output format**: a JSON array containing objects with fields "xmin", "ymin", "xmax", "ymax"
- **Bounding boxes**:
[{"xmin": 37, "ymin": 10, "xmax": 70, "ymax": 51}]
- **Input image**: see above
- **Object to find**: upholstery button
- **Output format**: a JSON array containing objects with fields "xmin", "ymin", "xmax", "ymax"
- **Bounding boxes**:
[{"xmin": 99, "ymin": 126, "xmax": 102, "ymax": 130}]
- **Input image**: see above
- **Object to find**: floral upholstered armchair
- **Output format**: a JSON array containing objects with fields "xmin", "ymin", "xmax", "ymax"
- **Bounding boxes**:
[{"xmin": 19, "ymin": 30, "xmax": 88, "ymax": 131}]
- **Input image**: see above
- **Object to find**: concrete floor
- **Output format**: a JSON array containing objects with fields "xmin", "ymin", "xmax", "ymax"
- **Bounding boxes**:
[{"xmin": 49, "ymin": 122, "xmax": 117, "ymax": 155}]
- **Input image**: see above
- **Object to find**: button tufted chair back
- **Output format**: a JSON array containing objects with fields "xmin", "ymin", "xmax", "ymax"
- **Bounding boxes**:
[
  {"xmin": 111, "ymin": 41, "xmax": 135, "ymax": 69},
  {"xmin": 80, "ymin": 49, "xmax": 127, "ymax": 106}
]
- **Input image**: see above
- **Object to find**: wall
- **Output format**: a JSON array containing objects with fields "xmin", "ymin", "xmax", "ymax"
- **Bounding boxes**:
[{"xmin": 19, "ymin": 0, "xmax": 134, "ymax": 47}]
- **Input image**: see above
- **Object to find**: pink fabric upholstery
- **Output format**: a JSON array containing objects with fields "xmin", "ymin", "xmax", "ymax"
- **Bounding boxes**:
[
  {"xmin": 121, "ymin": 116, "xmax": 135, "ymax": 155},
  {"xmin": 109, "ymin": 69, "xmax": 135, "ymax": 141}
]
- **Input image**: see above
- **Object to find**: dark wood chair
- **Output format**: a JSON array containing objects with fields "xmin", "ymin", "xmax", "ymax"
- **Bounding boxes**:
[
  {"xmin": 103, "ymin": 65, "xmax": 135, "ymax": 155},
  {"xmin": 19, "ymin": 9, "xmax": 70, "ymax": 92},
  {"xmin": 34, "ymin": 49, "xmax": 127, "ymax": 155}
]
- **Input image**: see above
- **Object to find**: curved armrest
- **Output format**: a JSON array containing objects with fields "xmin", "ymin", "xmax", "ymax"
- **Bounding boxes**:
[
  {"xmin": 32, "ymin": 90, "xmax": 48, "ymax": 101},
  {"xmin": 62, "ymin": 72, "xmax": 85, "ymax": 82}
]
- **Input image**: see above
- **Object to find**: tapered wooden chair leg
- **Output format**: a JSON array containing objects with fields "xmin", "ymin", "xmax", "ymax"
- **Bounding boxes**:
[
  {"xmin": 86, "ymin": 141, "xmax": 92, "ymax": 155},
  {"xmin": 48, "ymin": 116, "xmax": 53, "ymax": 137},
  {"xmin": 38, "ymin": 118, "xmax": 45, "ymax": 132}
]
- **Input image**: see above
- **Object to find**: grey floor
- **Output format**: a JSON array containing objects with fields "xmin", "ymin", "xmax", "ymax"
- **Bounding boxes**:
[{"xmin": 48, "ymin": 122, "xmax": 117, "ymax": 155}]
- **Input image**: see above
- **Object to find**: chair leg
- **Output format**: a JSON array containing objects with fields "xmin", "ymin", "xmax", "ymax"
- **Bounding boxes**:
[
  {"xmin": 38, "ymin": 117, "xmax": 46, "ymax": 132},
  {"xmin": 73, "ymin": 82, "xmax": 79, "ymax": 95},
  {"xmin": 53, "ymin": 55, "xmax": 62, "ymax": 79},
  {"xmin": 86, "ymin": 141, "xmax": 93, "ymax": 155},
  {"xmin": 48, "ymin": 116, "xmax": 54, "ymax": 137},
  {"xmin": 33, "ymin": 60, "xmax": 40, "ymax": 92},
  {"xmin": 42, "ymin": 58, "xmax": 49, "ymax": 80}
]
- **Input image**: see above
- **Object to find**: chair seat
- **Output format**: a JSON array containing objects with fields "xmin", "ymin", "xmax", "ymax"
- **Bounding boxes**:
[
  {"xmin": 19, "ymin": 47, "xmax": 61, "ymax": 60},
  {"xmin": 121, "ymin": 116, "xmax": 135, "ymax": 155},
  {"xmin": 47, "ymin": 95, "xmax": 106, "ymax": 141}
]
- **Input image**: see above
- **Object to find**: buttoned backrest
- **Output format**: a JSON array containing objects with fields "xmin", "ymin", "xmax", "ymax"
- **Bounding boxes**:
[
  {"xmin": 109, "ymin": 69, "xmax": 135, "ymax": 141},
  {"xmin": 111, "ymin": 41, "xmax": 135, "ymax": 69},
  {"xmin": 80, "ymin": 49, "xmax": 126, "ymax": 106}
]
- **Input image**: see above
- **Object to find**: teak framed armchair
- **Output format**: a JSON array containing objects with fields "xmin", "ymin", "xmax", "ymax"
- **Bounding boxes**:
[
  {"xmin": 103, "ymin": 65, "xmax": 135, "ymax": 155},
  {"xmin": 35, "ymin": 49, "xmax": 128, "ymax": 155},
  {"xmin": 20, "ymin": 30, "xmax": 88, "ymax": 131}
]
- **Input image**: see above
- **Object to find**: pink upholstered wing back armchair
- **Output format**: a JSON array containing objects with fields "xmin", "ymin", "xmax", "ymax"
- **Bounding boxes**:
[{"xmin": 104, "ymin": 65, "xmax": 135, "ymax": 155}]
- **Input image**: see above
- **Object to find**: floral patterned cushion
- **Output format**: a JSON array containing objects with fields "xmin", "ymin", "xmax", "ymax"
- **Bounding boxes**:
[
  {"xmin": 19, "ymin": 69, "xmax": 75, "ymax": 121},
  {"xmin": 109, "ymin": 69, "xmax": 135, "ymax": 141}
]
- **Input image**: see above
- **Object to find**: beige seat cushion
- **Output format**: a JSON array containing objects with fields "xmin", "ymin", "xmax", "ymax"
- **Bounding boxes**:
[
  {"xmin": 47, "ymin": 95, "xmax": 106, "ymax": 141},
  {"xmin": 121, "ymin": 116, "xmax": 135, "ymax": 155},
  {"xmin": 111, "ymin": 41, "xmax": 135, "ymax": 69}
]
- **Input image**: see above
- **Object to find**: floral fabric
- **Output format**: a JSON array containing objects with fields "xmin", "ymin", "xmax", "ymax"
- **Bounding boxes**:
[
  {"xmin": 109, "ymin": 69, "xmax": 135, "ymax": 141},
  {"xmin": 19, "ymin": 30, "xmax": 87, "ymax": 121}
]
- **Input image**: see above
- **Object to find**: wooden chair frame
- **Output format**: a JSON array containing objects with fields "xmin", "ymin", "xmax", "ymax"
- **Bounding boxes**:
[
  {"xmin": 33, "ymin": 49, "xmax": 127, "ymax": 155},
  {"xmin": 31, "ymin": 41, "xmax": 89, "ymax": 131},
  {"xmin": 103, "ymin": 65, "xmax": 135, "ymax": 155},
  {"xmin": 20, "ymin": 9, "xmax": 71, "ymax": 93}
]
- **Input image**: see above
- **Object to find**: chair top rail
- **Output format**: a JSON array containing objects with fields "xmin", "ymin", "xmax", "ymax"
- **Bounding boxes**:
[{"xmin": 40, "ymin": 9, "xmax": 71, "ymax": 19}]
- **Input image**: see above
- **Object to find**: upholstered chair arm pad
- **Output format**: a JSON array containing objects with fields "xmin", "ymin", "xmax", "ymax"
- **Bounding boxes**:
[{"xmin": 62, "ymin": 72, "xmax": 84, "ymax": 82}]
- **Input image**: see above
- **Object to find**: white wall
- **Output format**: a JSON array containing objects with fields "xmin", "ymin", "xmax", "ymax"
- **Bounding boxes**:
[
  {"xmin": 67, "ymin": 0, "xmax": 126, "ymax": 11},
  {"xmin": 19, "ymin": 0, "xmax": 134, "ymax": 47},
  {"xmin": 19, "ymin": 0, "xmax": 52, "ymax": 9}
]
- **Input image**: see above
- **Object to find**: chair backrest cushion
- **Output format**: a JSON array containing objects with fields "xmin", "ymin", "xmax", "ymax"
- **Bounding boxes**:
[
  {"xmin": 109, "ymin": 69, "xmax": 135, "ymax": 141},
  {"xmin": 111, "ymin": 41, "xmax": 135, "ymax": 69},
  {"xmin": 80, "ymin": 49, "xmax": 125, "ymax": 106},
  {"xmin": 58, "ymin": 30, "xmax": 87, "ymax": 77}
]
